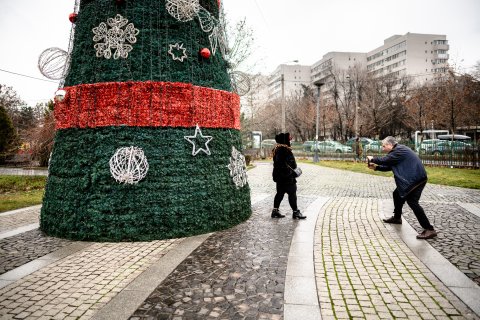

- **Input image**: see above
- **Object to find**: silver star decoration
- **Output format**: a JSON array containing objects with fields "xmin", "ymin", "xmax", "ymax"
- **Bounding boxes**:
[
  {"xmin": 168, "ymin": 43, "xmax": 188, "ymax": 62},
  {"xmin": 184, "ymin": 125, "xmax": 213, "ymax": 156}
]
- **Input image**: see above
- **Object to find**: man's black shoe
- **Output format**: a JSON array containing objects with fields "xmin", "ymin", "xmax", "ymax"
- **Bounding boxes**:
[{"xmin": 383, "ymin": 216, "xmax": 402, "ymax": 224}]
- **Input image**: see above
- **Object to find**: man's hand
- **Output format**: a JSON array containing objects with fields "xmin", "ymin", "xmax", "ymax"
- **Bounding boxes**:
[{"xmin": 366, "ymin": 156, "xmax": 375, "ymax": 170}]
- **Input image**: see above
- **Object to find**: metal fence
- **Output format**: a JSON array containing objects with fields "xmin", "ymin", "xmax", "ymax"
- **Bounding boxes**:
[
  {"xmin": 293, "ymin": 148, "xmax": 479, "ymax": 169},
  {"xmin": 247, "ymin": 142, "xmax": 480, "ymax": 169}
]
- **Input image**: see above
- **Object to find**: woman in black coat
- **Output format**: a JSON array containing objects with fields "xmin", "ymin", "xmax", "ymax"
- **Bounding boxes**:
[{"xmin": 271, "ymin": 132, "xmax": 306, "ymax": 219}]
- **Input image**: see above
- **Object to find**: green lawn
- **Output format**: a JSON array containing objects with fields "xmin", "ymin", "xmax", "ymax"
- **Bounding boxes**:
[{"xmin": 0, "ymin": 175, "xmax": 46, "ymax": 212}]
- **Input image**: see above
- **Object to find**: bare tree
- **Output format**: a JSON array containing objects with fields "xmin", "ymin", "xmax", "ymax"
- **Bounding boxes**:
[{"xmin": 285, "ymin": 85, "xmax": 316, "ymax": 141}]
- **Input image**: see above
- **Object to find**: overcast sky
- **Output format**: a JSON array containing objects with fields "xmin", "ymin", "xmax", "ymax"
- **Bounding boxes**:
[{"xmin": 1, "ymin": 0, "xmax": 479, "ymax": 106}]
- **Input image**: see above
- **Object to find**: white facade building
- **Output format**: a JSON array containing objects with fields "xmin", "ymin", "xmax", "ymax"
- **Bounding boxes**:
[
  {"xmin": 366, "ymin": 33, "xmax": 449, "ymax": 83},
  {"xmin": 267, "ymin": 64, "xmax": 311, "ymax": 100},
  {"xmin": 311, "ymin": 51, "xmax": 367, "ymax": 87}
]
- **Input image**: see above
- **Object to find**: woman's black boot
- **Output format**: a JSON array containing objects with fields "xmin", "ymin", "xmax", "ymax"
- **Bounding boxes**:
[
  {"xmin": 271, "ymin": 208, "xmax": 285, "ymax": 218},
  {"xmin": 293, "ymin": 210, "xmax": 306, "ymax": 219}
]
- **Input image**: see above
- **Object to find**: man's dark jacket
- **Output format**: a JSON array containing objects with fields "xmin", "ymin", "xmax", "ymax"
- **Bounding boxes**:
[
  {"xmin": 272, "ymin": 133, "xmax": 297, "ymax": 184},
  {"xmin": 371, "ymin": 144, "xmax": 427, "ymax": 198}
]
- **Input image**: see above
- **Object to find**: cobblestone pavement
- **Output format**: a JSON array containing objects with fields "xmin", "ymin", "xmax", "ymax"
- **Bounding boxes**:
[
  {"xmin": 0, "ymin": 229, "xmax": 72, "ymax": 275},
  {"xmin": 0, "ymin": 162, "xmax": 479, "ymax": 319},
  {"xmin": 130, "ymin": 196, "xmax": 314, "ymax": 320},
  {"xmin": 315, "ymin": 197, "xmax": 472, "ymax": 319},
  {"xmin": 0, "ymin": 239, "xmax": 180, "ymax": 320}
]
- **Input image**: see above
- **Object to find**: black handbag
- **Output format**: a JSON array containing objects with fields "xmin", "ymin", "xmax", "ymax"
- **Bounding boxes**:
[{"xmin": 287, "ymin": 164, "xmax": 302, "ymax": 177}]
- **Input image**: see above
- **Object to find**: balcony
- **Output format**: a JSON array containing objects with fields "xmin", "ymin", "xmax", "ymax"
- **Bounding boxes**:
[
  {"xmin": 434, "ymin": 53, "xmax": 449, "ymax": 60},
  {"xmin": 432, "ymin": 44, "xmax": 449, "ymax": 51}
]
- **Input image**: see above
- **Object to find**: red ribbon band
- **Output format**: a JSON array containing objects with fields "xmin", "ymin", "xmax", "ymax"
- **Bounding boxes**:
[{"xmin": 55, "ymin": 81, "xmax": 240, "ymax": 130}]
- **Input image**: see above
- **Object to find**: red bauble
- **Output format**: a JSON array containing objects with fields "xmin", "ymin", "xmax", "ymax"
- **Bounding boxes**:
[
  {"xmin": 69, "ymin": 13, "xmax": 77, "ymax": 23},
  {"xmin": 115, "ymin": 0, "xmax": 125, "ymax": 4},
  {"xmin": 217, "ymin": 0, "xmax": 221, "ymax": 7},
  {"xmin": 200, "ymin": 48, "xmax": 211, "ymax": 59}
]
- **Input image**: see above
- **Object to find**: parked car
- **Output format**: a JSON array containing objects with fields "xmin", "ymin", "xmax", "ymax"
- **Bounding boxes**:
[
  {"xmin": 364, "ymin": 140, "xmax": 382, "ymax": 154},
  {"xmin": 345, "ymin": 137, "xmax": 373, "ymax": 148},
  {"xmin": 419, "ymin": 139, "xmax": 440, "ymax": 154},
  {"xmin": 302, "ymin": 141, "xmax": 315, "ymax": 151},
  {"xmin": 311, "ymin": 141, "xmax": 352, "ymax": 153},
  {"xmin": 420, "ymin": 139, "xmax": 472, "ymax": 155}
]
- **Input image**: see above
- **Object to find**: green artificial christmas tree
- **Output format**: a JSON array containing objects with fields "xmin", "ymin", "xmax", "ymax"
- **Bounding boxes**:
[{"xmin": 40, "ymin": 0, "xmax": 251, "ymax": 241}]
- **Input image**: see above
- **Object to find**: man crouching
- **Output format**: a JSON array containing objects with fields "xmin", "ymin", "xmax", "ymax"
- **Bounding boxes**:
[{"xmin": 367, "ymin": 136, "xmax": 437, "ymax": 240}]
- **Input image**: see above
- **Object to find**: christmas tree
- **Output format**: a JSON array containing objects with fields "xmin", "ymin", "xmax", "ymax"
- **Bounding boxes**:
[{"xmin": 40, "ymin": 0, "xmax": 251, "ymax": 241}]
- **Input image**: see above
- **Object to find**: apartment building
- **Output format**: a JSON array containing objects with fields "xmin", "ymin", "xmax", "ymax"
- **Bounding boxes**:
[
  {"xmin": 267, "ymin": 64, "xmax": 311, "ymax": 100},
  {"xmin": 311, "ymin": 51, "xmax": 367, "ymax": 88},
  {"xmin": 264, "ymin": 33, "xmax": 448, "ymax": 93},
  {"xmin": 366, "ymin": 33, "xmax": 449, "ymax": 83}
]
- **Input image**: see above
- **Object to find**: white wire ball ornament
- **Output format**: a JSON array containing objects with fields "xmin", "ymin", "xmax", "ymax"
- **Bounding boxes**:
[
  {"xmin": 166, "ymin": 0, "xmax": 200, "ymax": 22},
  {"xmin": 230, "ymin": 71, "xmax": 251, "ymax": 96},
  {"xmin": 109, "ymin": 147, "xmax": 149, "ymax": 184},
  {"xmin": 38, "ymin": 47, "xmax": 68, "ymax": 80}
]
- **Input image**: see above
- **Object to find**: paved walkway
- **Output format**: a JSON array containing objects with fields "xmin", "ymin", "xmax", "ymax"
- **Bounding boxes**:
[{"xmin": 0, "ymin": 162, "xmax": 479, "ymax": 319}]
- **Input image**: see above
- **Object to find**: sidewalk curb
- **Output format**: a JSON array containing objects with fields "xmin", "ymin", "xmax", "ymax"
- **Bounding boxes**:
[{"xmin": 284, "ymin": 196, "xmax": 329, "ymax": 320}]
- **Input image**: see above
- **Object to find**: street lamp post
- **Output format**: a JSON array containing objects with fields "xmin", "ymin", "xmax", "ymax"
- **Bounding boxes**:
[
  {"xmin": 354, "ymin": 88, "xmax": 359, "ymax": 136},
  {"xmin": 313, "ymin": 80, "xmax": 324, "ymax": 163},
  {"xmin": 280, "ymin": 60, "xmax": 298, "ymax": 132}
]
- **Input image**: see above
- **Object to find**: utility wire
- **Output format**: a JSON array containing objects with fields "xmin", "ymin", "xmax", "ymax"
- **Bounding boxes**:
[{"xmin": 0, "ymin": 68, "xmax": 58, "ymax": 83}]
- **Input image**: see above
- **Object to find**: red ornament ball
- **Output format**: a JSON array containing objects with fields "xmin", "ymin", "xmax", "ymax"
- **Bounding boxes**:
[
  {"xmin": 69, "ymin": 13, "xmax": 77, "ymax": 23},
  {"xmin": 115, "ymin": 0, "xmax": 125, "ymax": 4},
  {"xmin": 200, "ymin": 48, "xmax": 211, "ymax": 59}
]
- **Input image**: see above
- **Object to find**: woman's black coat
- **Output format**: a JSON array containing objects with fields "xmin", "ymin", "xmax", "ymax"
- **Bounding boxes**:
[{"xmin": 272, "ymin": 145, "xmax": 297, "ymax": 184}]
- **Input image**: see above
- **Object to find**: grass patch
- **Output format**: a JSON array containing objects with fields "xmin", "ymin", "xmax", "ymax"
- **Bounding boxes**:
[
  {"xmin": 0, "ymin": 175, "xmax": 47, "ymax": 212},
  {"xmin": 304, "ymin": 160, "xmax": 480, "ymax": 189},
  {"xmin": 0, "ymin": 190, "xmax": 45, "ymax": 212}
]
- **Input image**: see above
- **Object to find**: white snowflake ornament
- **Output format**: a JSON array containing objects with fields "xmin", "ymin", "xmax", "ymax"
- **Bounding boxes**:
[
  {"xmin": 109, "ymin": 146, "xmax": 149, "ymax": 184},
  {"xmin": 166, "ymin": 0, "xmax": 200, "ymax": 22},
  {"xmin": 92, "ymin": 14, "xmax": 139, "ymax": 59},
  {"xmin": 227, "ymin": 146, "xmax": 248, "ymax": 189}
]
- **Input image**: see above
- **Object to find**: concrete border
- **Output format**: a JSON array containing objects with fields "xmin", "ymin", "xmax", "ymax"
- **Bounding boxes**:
[
  {"xmin": 380, "ymin": 200, "xmax": 480, "ymax": 317},
  {"xmin": 284, "ymin": 196, "xmax": 329, "ymax": 320},
  {"xmin": 90, "ymin": 233, "xmax": 211, "ymax": 320},
  {"xmin": 0, "ymin": 223, "xmax": 39, "ymax": 240},
  {"xmin": 0, "ymin": 205, "xmax": 41, "ymax": 217}
]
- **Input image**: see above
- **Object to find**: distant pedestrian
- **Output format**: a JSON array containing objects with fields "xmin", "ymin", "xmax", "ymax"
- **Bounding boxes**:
[
  {"xmin": 354, "ymin": 137, "xmax": 363, "ymax": 162},
  {"xmin": 271, "ymin": 132, "xmax": 306, "ymax": 219},
  {"xmin": 367, "ymin": 136, "xmax": 437, "ymax": 239}
]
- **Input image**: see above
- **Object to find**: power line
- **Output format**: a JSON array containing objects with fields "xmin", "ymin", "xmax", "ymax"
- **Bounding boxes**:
[{"xmin": 0, "ymin": 68, "xmax": 58, "ymax": 83}]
